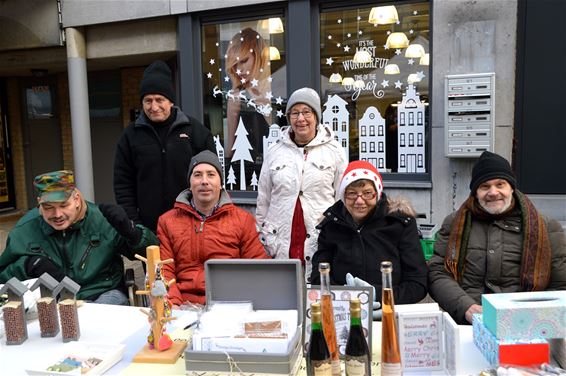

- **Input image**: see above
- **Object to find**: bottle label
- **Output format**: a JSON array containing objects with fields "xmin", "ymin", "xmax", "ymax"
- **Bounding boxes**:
[
  {"xmin": 331, "ymin": 359, "xmax": 341, "ymax": 376},
  {"xmin": 381, "ymin": 362, "xmax": 402, "ymax": 376},
  {"xmin": 345, "ymin": 358, "xmax": 368, "ymax": 375},
  {"xmin": 314, "ymin": 362, "xmax": 332, "ymax": 376}
]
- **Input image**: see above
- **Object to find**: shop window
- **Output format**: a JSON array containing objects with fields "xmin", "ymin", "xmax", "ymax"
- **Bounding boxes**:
[
  {"xmin": 201, "ymin": 17, "xmax": 286, "ymax": 193},
  {"xmin": 320, "ymin": 2, "xmax": 429, "ymax": 174}
]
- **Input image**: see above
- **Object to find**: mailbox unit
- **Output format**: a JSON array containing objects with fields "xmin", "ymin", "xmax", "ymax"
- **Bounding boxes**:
[{"xmin": 445, "ymin": 73, "xmax": 495, "ymax": 157}]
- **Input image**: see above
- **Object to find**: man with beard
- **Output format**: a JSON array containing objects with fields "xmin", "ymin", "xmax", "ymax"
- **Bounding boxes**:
[
  {"xmin": 428, "ymin": 151, "xmax": 566, "ymax": 324},
  {"xmin": 0, "ymin": 170, "xmax": 157, "ymax": 304}
]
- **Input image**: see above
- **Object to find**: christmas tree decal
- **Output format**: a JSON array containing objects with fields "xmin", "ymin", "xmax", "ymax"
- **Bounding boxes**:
[
  {"xmin": 231, "ymin": 116, "xmax": 254, "ymax": 190},
  {"xmin": 227, "ymin": 166, "xmax": 237, "ymax": 190},
  {"xmin": 250, "ymin": 171, "xmax": 258, "ymax": 191}
]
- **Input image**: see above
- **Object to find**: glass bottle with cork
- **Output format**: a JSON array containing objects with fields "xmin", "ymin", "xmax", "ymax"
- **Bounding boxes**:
[
  {"xmin": 306, "ymin": 302, "xmax": 332, "ymax": 376},
  {"xmin": 319, "ymin": 262, "xmax": 341, "ymax": 376},
  {"xmin": 380, "ymin": 261, "xmax": 401, "ymax": 375},
  {"xmin": 345, "ymin": 298, "xmax": 371, "ymax": 375}
]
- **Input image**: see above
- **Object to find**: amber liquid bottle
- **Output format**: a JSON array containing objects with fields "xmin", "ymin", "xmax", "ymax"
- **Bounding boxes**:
[
  {"xmin": 345, "ymin": 298, "xmax": 371, "ymax": 375},
  {"xmin": 307, "ymin": 302, "xmax": 332, "ymax": 376},
  {"xmin": 319, "ymin": 262, "xmax": 341, "ymax": 376},
  {"xmin": 380, "ymin": 261, "xmax": 402, "ymax": 376}
]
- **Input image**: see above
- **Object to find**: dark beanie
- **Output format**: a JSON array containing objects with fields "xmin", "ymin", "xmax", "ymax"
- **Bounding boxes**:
[
  {"xmin": 470, "ymin": 151, "xmax": 516, "ymax": 193},
  {"xmin": 140, "ymin": 60, "xmax": 175, "ymax": 103},
  {"xmin": 187, "ymin": 150, "xmax": 223, "ymax": 183}
]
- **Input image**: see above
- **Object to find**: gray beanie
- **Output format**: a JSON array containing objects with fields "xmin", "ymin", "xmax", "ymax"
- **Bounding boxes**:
[
  {"xmin": 187, "ymin": 150, "xmax": 223, "ymax": 183},
  {"xmin": 286, "ymin": 87, "xmax": 322, "ymax": 124}
]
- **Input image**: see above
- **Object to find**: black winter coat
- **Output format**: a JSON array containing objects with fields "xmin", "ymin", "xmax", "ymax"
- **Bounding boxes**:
[
  {"xmin": 113, "ymin": 108, "xmax": 215, "ymax": 232},
  {"xmin": 310, "ymin": 194, "xmax": 428, "ymax": 304}
]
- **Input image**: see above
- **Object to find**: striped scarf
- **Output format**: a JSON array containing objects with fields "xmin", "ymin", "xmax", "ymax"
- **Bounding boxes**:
[{"xmin": 444, "ymin": 190, "xmax": 551, "ymax": 291}]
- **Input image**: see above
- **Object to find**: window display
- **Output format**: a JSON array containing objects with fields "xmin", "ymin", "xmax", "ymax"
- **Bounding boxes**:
[
  {"xmin": 320, "ymin": 3, "xmax": 430, "ymax": 175},
  {"xmin": 201, "ymin": 17, "xmax": 286, "ymax": 193}
]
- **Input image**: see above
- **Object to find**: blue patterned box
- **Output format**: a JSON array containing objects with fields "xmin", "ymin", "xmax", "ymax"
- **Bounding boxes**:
[
  {"xmin": 472, "ymin": 314, "xmax": 549, "ymax": 366},
  {"xmin": 482, "ymin": 291, "xmax": 566, "ymax": 340}
]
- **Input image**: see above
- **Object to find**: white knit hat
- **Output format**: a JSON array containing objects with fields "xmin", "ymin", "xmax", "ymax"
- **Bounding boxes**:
[
  {"xmin": 286, "ymin": 87, "xmax": 322, "ymax": 124},
  {"xmin": 339, "ymin": 160, "xmax": 383, "ymax": 201}
]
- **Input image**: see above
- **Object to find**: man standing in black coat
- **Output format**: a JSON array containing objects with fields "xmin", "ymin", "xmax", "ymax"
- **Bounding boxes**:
[
  {"xmin": 113, "ymin": 60, "xmax": 215, "ymax": 232},
  {"xmin": 310, "ymin": 160, "xmax": 428, "ymax": 316}
]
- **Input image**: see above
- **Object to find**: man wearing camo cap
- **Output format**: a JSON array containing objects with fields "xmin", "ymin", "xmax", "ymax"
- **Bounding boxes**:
[{"xmin": 0, "ymin": 170, "xmax": 157, "ymax": 305}]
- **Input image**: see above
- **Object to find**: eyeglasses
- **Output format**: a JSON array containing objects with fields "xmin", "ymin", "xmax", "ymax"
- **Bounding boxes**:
[
  {"xmin": 289, "ymin": 109, "xmax": 314, "ymax": 120},
  {"xmin": 344, "ymin": 191, "xmax": 377, "ymax": 201}
]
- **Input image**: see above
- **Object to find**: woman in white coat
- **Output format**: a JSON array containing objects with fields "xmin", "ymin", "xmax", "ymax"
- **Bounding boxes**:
[{"xmin": 256, "ymin": 87, "xmax": 347, "ymax": 281}]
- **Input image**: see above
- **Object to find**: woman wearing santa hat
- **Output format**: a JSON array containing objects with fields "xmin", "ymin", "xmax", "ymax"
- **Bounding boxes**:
[{"xmin": 310, "ymin": 160, "xmax": 428, "ymax": 316}]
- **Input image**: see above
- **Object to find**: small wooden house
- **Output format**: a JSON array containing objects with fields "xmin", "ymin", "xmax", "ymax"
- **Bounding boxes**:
[
  {"xmin": 53, "ymin": 277, "xmax": 81, "ymax": 342},
  {"xmin": 0, "ymin": 277, "xmax": 29, "ymax": 345},
  {"xmin": 30, "ymin": 273, "xmax": 60, "ymax": 337}
]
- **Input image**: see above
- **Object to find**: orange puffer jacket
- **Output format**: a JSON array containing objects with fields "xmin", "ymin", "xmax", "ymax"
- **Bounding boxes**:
[{"xmin": 157, "ymin": 189, "xmax": 270, "ymax": 306}]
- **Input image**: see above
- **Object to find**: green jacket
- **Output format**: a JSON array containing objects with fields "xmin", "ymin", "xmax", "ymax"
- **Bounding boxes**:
[{"xmin": 0, "ymin": 202, "xmax": 158, "ymax": 300}]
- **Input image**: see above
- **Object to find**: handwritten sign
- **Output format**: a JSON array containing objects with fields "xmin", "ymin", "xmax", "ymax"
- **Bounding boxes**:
[{"xmin": 398, "ymin": 311, "xmax": 443, "ymax": 371}]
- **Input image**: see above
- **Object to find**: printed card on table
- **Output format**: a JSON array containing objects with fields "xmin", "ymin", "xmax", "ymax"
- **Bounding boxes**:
[{"xmin": 397, "ymin": 311, "xmax": 444, "ymax": 372}]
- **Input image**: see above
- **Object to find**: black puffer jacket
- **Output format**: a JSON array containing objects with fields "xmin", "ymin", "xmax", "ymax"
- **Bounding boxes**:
[
  {"xmin": 113, "ymin": 107, "xmax": 215, "ymax": 232},
  {"xmin": 310, "ymin": 193, "xmax": 428, "ymax": 304}
]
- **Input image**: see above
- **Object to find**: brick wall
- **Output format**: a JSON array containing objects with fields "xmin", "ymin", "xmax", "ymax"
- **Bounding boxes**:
[
  {"xmin": 6, "ymin": 78, "xmax": 27, "ymax": 211},
  {"xmin": 57, "ymin": 73, "xmax": 73, "ymax": 170}
]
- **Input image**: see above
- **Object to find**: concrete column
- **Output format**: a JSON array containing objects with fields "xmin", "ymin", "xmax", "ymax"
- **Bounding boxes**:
[{"xmin": 65, "ymin": 27, "xmax": 95, "ymax": 201}]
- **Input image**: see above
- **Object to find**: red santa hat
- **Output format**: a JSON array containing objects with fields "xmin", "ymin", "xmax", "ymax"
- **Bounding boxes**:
[{"xmin": 339, "ymin": 160, "xmax": 384, "ymax": 201}]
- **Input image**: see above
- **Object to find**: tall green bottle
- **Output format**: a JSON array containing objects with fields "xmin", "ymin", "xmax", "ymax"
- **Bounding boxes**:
[
  {"xmin": 307, "ymin": 302, "xmax": 332, "ymax": 376},
  {"xmin": 345, "ymin": 298, "xmax": 371, "ymax": 375}
]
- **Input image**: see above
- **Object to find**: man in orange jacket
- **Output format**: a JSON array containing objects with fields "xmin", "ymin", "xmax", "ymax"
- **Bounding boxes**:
[{"xmin": 157, "ymin": 150, "xmax": 269, "ymax": 307}]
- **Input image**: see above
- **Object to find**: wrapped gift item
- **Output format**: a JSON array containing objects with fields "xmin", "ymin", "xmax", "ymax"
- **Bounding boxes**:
[
  {"xmin": 482, "ymin": 291, "xmax": 566, "ymax": 340},
  {"xmin": 473, "ymin": 314, "xmax": 549, "ymax": 367}
]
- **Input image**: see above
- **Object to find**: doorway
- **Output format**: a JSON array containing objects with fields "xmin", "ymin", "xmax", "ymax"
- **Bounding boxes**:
[
  {"xmin": 0, "ymin": 80, "xmax": 16, "ymax": 211},
  {"xmin": 21, "ymin": 77, "xmax": 63, "ymax": 208}
]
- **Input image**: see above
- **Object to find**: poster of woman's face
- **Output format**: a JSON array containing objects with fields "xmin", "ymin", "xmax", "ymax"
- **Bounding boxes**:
[{"xmin": 201, "ymin": 19, "xmax": 287, "ymax": 192}]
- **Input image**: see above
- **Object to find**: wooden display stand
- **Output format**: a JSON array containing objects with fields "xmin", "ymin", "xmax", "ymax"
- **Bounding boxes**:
[{"xmin": 132, "ymin": 245, "xmax": 187, "ymax": 363}]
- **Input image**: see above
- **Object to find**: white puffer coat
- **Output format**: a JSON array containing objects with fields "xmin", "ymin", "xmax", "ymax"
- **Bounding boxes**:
[{"xmin": 256, "ymin": 123, "xmax": 347, "ymax": 280}]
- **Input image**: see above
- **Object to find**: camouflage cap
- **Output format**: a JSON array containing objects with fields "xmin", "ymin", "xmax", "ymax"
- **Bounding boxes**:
[{"xmin": 34, "ymin": 170, "xmax": 76, "ymax": 204}]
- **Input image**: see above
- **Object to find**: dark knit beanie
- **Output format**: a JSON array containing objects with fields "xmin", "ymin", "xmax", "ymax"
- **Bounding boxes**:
[
  {"xmin": 140, "ymin": 60, "xmax": 175, "ymax": 103},
  {"xmin": 187, "ymin": 150, "xmax": 223, "ymax": 183},
  {"xmin": 470, "ymin": 151, "xmax": 516, "ymax": 193}
]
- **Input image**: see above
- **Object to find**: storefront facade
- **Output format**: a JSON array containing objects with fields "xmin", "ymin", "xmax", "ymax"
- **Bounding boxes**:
[{"xmin": 0, "ymin": 0, "xmax": 563, "ymax": 223}]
